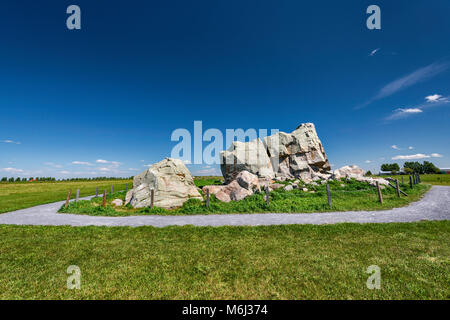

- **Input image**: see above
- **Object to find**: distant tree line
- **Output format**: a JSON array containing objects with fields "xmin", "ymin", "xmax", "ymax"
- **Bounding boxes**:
[
  {"xmin": 380, "ymin": 161, "xmax": 441, "ymax": 174},
  {"xmin": 0, "ymin": 176, "xmax": 133, "ymax": 183}
]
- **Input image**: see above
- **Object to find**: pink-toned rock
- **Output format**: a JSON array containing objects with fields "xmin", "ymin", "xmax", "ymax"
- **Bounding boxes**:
[
  {"xmin": 215, "ymin": 190, "xmax": 231, "ymax": 202},
  {"xmin": 270, "ymin": 183, "xmax": 284, "ymax": 190},
  {"xmin": 236, "ymin": 170, "xmax": 260, "ymax": 191},
  {"xmin": 202, "ymin": 185, "xmax": 226, "ymax": 195}
]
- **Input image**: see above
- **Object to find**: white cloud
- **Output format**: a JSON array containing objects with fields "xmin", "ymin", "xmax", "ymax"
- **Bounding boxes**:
[
  {"xmin": 72, "ymin": 161, "xmax": 92, "ymax": 166},
  {"xmin": 59, "ymin": 170, "xmax": 71, "ymax": 174},
  {"xmin": 1, "ymin": 139, "xmax": 21, "ymax": 145},
  {"xmin": 365, "ymin": 160, "xmax": 372, "ymax": 163},
  {"xmin": 95, "ymin": 159, "xmax": 122, "ymax": 168},
  {"xmin": 0, "ymin": 167, "xmax": 24, "ymax": 174},
  {"xmin": 425, "ymin": 94, "xmax": 443, "ymax": 102},
  {"xmin": 385, "ymin": 108, "xmax": 423, "ymax": 121},
  {"xmin": 431, "ymin": 153, "xmax": 443, "ymax": 158},
  {"xmin": 44, "ymin": 162, "xmax": 63, "ymax": 168},
  {"xmin": 98, "ymin": 167, "xmax": 111, "ymax": 172},
  {"xmin": 369, "ymin": 48, "xmax": 380, "ymax": 56},
  {"xmin": 392, "ymin": 153, "xmax": 430, "ymax": 160},
  {"xmin": 408, "ymin": 146, "xmax": 414, "ymax": 150},
  {"xmin": 183, "ymin": 159, "xmax": 191, "ymax": 165},
  {"xmin": 391, "ymin": 145, "xmax": 400, "ymax": 150}
]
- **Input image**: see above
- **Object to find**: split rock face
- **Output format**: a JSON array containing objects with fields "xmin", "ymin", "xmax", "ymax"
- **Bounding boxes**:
[
  {"xmin": 220, "ymin": 123, "xmax": 331, "ymax": 183},
  {"xmin": 125, "ymin": 158, "xmax": 202, "ymax": 209}
]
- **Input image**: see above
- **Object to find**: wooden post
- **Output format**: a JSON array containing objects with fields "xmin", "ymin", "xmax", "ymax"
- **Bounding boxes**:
[
  {"xmin": 126, "ymin": 183, "xmax": 128, "ymax": 193},
  {"xmin": 150, "ymin": 189, "xmax": 154, "ymax": 209},
  {"xmin": 417, "ymin": 174, "xmax": 421, "ymax": 183},
  {"xmin": 102, "ymin": 190, "xmax": 107, "ymax": 207},
  {"xmin": 111, "ymin": 185, "xmax": 114, "ymax": 195},
  {"xmin": 76, "ymin": 189, "xmax": 80, "ymax": 202},
  {"xmin": 401, "ymin": 176, "xmax": 404, "ymax": 185},
  {"xmin": 265, "ymin": 186, "xmax": 269, "ymax": 206},
  {"xmin": 409, "ymin": 175, "xmax": 413, "ymax": 188},
  {"xmin": 206, "ymin": 188, "xmax": 210, "ymax": 208},
  {"xmin": 326, "ymin": 183, "xmax": 332, "ymax": 208},
  {"xmin": 376, "ymin": 181, "xmax": 383, "ymax": 204},
  {"xmin": 65, "ymin": 189, "xmax": 72, "ymax": 208},
  {"xmin": 395, "ymin": 179, "xmax": 400, "ymax": 198},
  {"xmin": 95, "ymin": 186, "xmax": 99, "ymax": 198}
]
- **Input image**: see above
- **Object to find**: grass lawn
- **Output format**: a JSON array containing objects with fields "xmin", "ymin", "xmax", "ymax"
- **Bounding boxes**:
[
  {"xmin": 0, "ymin": 221, "xmax": 448, "ymax": 299},
  {"xmin": 60, "ymin": 179, "xmax": 431, "ymax": 216},
  {"xmin": 0, "ymin": 180, "xmax": 132, "ymax": 214},
  {"xmin": 376, "ymin": 174, "xmax": 450, "ymax": 186}
]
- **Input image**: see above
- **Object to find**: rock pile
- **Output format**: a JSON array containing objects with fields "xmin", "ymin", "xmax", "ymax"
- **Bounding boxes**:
[{"xmin": 220, "ymin": 123, "xmax": 331, "ymax": 183}]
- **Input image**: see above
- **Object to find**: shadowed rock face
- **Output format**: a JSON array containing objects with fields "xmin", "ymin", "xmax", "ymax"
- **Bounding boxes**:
[
  {"xmin": 125, "ymin": 158, "xmax": 202, "ymax": 209},
  {"xmin": 220, "ymin": 123, "xmax": 331, "ymax": 183}
]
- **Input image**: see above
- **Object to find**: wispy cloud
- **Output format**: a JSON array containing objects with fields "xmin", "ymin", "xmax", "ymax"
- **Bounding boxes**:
[
  {"xmin": 71, "ymin": 161, "xmax": 92, "ymax": 166},
  {"xmin": 385, "ymin": 108, "xmax": 423, "ymax": 120},
  {"xmin": 369, "ymin": 48, "xmax": 380, "ymax": 56},
  {"xmin": 365, "ymin": 160, "xmax": 372, "ymax": 163},
  {"xmin": 392, "ymin": 153, "xmax": 443, "ymax": 160},
  {"xmin": 408, "ymin": 146, "xmax": 414, "ymax": 150},
  {"xmin": 44, "ymin": 162, "xmax": 63, "ymax": 168},
  {"xmin": 391, "ymin": 145, "xmax": 400, "ymax": 150},
  {"xmin": 358, "ymin": 60, "xmax": 449, "ymax": 109},
  {"xmin": 431, "ymin": 153, "xmax": 443, "ymax": 158},
  {"xmin": 1, "ymin": 139, "xmax": 21, "ymax": 145},
  {"xmin": 0, "ymin": 167, "xmax": 24, "ymax": 174}
]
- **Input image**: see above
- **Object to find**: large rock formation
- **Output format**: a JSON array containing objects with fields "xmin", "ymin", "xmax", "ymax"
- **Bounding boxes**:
[
  {"xmin": 220, "ymin": 123, "xmax": 331, "ymax": 183},
  {"xmin": 125, "ymin": 158, "xmax": 202, "ymax": 209}
]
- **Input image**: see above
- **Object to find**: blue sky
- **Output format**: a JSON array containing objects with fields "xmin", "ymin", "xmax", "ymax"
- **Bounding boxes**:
[{"xmin": 1, "ymin": 0, "xmax": 449, "ymax": 178}]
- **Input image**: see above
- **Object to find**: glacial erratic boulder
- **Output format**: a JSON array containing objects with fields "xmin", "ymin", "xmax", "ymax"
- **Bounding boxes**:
[
  {"xmin": 220, "ymin": 138, "xmax": 274, "ymax": 183},
  {"xmin": 125, "ymin": 158, "xmax": 202, "ymax": 209},
  {"xmin": 220, "ymin": 123, "xmax": 331, "ymax": 183}
]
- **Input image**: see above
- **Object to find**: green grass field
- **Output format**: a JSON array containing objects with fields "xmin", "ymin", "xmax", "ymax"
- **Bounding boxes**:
[
  {"xmin": 376, "ymin": 174, "xmax": 450, "ymax": 186},
  {"xmin": 60, "ymin": 179, "xmax": 430, "ymax": 216},
  {"xmin": 0, "ymin": 180, "xmax": 132, "ymax": 214},
  {"xmin": 0, "ymin": 221, "xmax": 448, "ymax": 299}
]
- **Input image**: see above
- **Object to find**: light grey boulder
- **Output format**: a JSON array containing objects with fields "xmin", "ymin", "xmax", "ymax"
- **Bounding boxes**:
[
  {"xmin": 220, "ymin": 138, "xmax": 274, "ymax": 183},
  {"xmin": 284, "ymin": 185, "xmax": 294, "ymax": 191},
  {"xmin": 126, "ymin": 158, "xmax": 202, "ymax": 209}
]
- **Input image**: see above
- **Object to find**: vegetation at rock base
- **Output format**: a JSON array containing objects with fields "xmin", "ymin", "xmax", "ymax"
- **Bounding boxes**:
[{"xmin": 60, "ymin": 179, "xmax": 430, "ymax": 216}]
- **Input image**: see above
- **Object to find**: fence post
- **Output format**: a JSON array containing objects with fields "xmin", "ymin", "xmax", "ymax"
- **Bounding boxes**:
[
  {"xmin": 102, "ymin": 190, "xmax": 107, "ymax": 207},
  {"xmin": 395, "ymin": 179, "xmax": 400, "ymax": 198},
  {"xmin": 265, "ymin": 185, "xmax": 270, "ymax": 206},
  {"xmin": 111, "ymin": 185, "xmax": 114, "ymax": 195},
  {"xmin": 401, "ymin": 176, "xmax": 404, "ymax": 185},
  {"xmin": 417, "ymin": 174, "xmax": 421, "ymax": 183},
  {"xmin": 376, "ymin": 181, "xmax": 383, "ymax": 204},
  {"xmin": 65, "ymin": 189, "xmax": 72, "ymax": 208},
  {"xmin": 126, "ymin": 183, "xmax": 128, "ymax": 193},
  {"xmin": 95, "ymin": 186, "xmax": 99, "ymax": 198},
  {"xmin": 206, "ymin": 188, "xmax": 210, "ymax": 208},
  {"xmin": 409, "ymin": 175, "xmax": 413, "ymax": 188},
  {"xmin": 76, "ymin": 189, "xmax": 80, "ymax": 202},
  {"xmin": 326, "ymin": 183, "xmax": 332, "ymax": 208},
  {"xmin": 150, "ymin": 189, "xmax": 154, "ymax": 209}
]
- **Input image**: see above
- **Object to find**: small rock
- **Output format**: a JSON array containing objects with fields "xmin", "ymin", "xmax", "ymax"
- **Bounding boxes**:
[
  {"xmin": 284, "ymin": 185, "xmax": 294, "ymax": 191},
  {"xmin": 111, "ymin": 199, "xmax": 123, "ymax": 206},
  {"xmin": 270, "ymin": 183, "xmax": 284, "ymax": 190},
  {"xmin": 302, "ymin": 187, "xmax": 308, "ymax": 192}
]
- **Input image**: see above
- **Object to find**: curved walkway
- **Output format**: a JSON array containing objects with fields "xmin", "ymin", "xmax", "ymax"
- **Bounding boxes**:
[{"xmin": 0, "ymin": 186, "xmax": 449, "ymax": 227}]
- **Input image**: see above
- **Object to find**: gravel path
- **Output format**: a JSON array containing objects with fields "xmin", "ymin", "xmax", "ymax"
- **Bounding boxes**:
[{"xmin": 0, "ymin": 186, "xmax": 449, "ymax": 227}]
